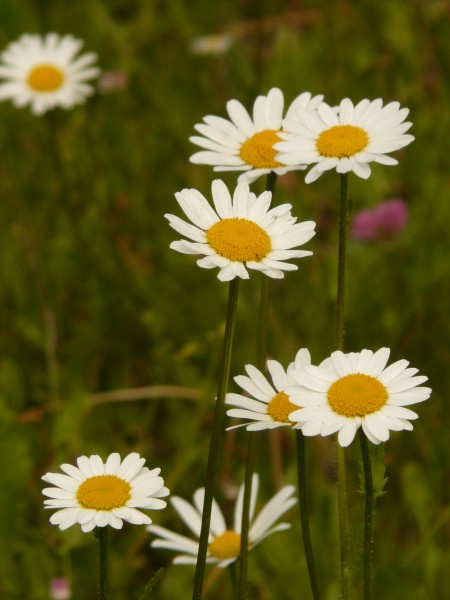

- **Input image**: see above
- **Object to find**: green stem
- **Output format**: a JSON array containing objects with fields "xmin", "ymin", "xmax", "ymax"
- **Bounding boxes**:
[
  {"xmin": 97, "ymin": 527, "xmax": 108, "ymax": 600},
  {"xmin": 359, "ymin": 430, "xmax": 374, "ymax": 600},
  {"xmin": 335, "ymin": 173, "xmax": 350, "ymax": 600},
  {"xmin": 192, "ymin": 279, "xmax": 240, "ymax": 600},
  {"xmin": 296, "ymin": 432, "xmax": 321, "ymax": 600}
]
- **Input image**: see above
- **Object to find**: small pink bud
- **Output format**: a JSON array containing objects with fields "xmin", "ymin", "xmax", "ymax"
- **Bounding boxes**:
[{"xmin": 50, "ymin": 578, "xmax": 71, "ymax": 600}]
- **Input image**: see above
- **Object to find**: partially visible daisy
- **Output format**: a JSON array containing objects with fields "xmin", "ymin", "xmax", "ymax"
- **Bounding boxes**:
[
  {"xmin": 166, "ymin": 179, "xmax": 316, "ymax": 281},
  {"xmin": 288, "ymin": 348, "xmax": 431, "ymax": 447},
  {"xmin": 226, "ymin": 348, "xmax": 311, "ymax": 430},
  {"xmin": 276, "ymin": 98, "xmax": 414, "ymax": 183},
  {"xmin": 190, "ymin": 88, "xmax": 324, "ymax": 183},
  {"xmin": 42, "ymin": 452, "xmax": 169, "ymax": 532},
  {"xmin": 148, "ymin": 474, "xmax": 296, "ymax": 568},
  {"xmin": 0, "ymin": 33, "xmax": 100, "ymax": 115}
]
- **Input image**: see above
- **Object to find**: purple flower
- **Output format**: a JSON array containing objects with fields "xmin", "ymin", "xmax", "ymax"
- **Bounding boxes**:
[
  {"xmin": 50, "ymin": 578, "xmax": 71, "ymax": 600},
  {"xmin": 352, "ymin": 199, "xmax": 408, "ymax": 241}
]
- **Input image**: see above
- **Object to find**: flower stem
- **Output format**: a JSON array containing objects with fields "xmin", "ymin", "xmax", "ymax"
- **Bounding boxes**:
[
  {"xmin": 97, "ymin": 527, "xmax": 108, "ymax": 600},
  {"xmin": 359, "ymin": 430, "xmax": 374, "ymax": 600},
  {"xmin": 296, "ymin": 431, "xmax": 321, "ymax": 600},
  {"xmin": 192, "ymin": 278, "xmax": 240, "ymax": 600},
  {"xmin": 335, "ymin": 173, "xmax": 350, "ymax": 599}
]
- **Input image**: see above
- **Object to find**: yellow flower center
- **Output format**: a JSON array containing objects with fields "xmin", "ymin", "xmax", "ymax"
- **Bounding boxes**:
[
  {"xmin": 206, "ymin": 218, "xmax": 271, "ymax": 262},
  {"xmin": 327, "ymin": 373, "xmax": 388, "ymax": 418},
  {"xmin": 316, "ymin": 125, "xmax": 368, "ymax": 158},
  {"xmin": 239, "ymin": 129, "xmax": 284, "ymax": 168},
  {"xmin": 208, "ymin": 530, "xmax": 241, "ymax": 559},
  {"xmin": 76, "ymin": 475, "xmax": 131, "ymax": 510},
  {"xmin": 27, "ymin": 64, "xmax": 65, "ymax": 92},
  {"xmin": 267, "ymin": 391, "xmax": 298, "ymax": 423}
]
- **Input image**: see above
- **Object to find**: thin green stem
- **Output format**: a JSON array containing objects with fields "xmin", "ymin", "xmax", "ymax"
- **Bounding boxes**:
[
  {"xmin": 97, "ymin": 527, "xmax": 108, "ymax": 600},
  {"xmin": 296, "ymin": 432, "xmax": 321, "ymax": 600},
  {"xmin": 335, "ymin": 173, "xmax": 350, "ymax": 600},
  {"xmin": 359, "ymin": 430, "xmax": 374, "ymax": 600},
  {"xmin": 192, "ymin": 279, "xmax": 240, "ymax": 600}
]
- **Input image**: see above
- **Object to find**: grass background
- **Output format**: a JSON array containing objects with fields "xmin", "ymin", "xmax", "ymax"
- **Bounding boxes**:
[{"xmin": 0, "ymin": 0, "xmax": 449, "ymax": 598}]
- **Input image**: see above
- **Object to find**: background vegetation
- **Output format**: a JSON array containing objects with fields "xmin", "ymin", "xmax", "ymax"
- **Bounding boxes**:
[{"xmin": 0, "ymin": 0, "xmax": 448, "ymax": 598}]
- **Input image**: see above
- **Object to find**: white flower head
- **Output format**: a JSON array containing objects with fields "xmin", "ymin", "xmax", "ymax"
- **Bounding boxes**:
[
  {"xmin": 288, "ymin": 348, "xmax": 431, "ymax": 447},
  {"xmin": 276, "ymin": 98, "xmax": 414, "ymax": 183},
  {"xmin": 190, "ymin": 88, "xmax": 324, "ymax": 183},
  {"xmin": 0, "ymin": 33, "xmax": 100, "ymax": 115},
  {"xmin": 166, "ymin": 179, "xmax": 316, "ymax": 281},
  {"xmin": 226, "ymin": 348, "xmax": 311, "ymax": 430},
  {"xmin": 148, "ymin": 474, "xmax": 296, "ymax": 568},
  {"xmin": 42, "ymin": 453, "xmax": 169, "ymax": 532}
]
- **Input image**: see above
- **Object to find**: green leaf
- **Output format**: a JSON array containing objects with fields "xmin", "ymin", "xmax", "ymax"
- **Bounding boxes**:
[{"xmin": 138, "ymin": 568, "xmax": 165, "ymax": 599}]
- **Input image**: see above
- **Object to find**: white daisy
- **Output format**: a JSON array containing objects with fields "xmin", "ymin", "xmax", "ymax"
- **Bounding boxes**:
[
  {"xmin": 287, "ymin": 348, "xmax": 431, "ymax": 447},
  {"xmin": 148, "ymin": 474, "xmax": 296, "ymax": 568},
  {"xmin": 190, "ymin": 88, "xmax": 324, "ymax": 183},
  {"xmin": 226, "ymin": 348, "xmax": 311, "ymax": 430},
  {"xmin": 42, "ymin": 452, "xmax": 169, "ymax": 532},
  {"xmin": 275, "ymin": 98, "xmax": 414, "ymax": 183},
  {"xmin": 166, "ymin": 179, "xmax": 316, "ymax": 281},
  {"xmin": 0, "ymin": 33, "xmax": 100, "ymax": 115}
]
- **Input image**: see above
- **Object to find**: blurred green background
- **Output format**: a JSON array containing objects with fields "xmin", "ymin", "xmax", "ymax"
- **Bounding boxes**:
[{"xmin": 0, "ymin": 0, "xmax": 449, "ymax": 598}]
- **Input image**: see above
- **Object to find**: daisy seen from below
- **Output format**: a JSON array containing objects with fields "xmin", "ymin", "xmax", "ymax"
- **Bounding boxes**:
[
  {"xmin": 42, "ymin": 452, "xmax": 169, "ymax": 532},
  {"xmin": 148, "ymin": 474, "xmax": 296, "ymax": 567},
  {"xmin": 275, "ymin": 98, "xmax": 414, "ymax": 183},
  {"xmin": 226, "ymin": 348, "xmax": 311, "ymax": 430},
  {"xmin": 287, "ymin": 347, "xmax": 431, "ymax": 447},
  {"xmin": 190, "ymin": 87, "xmax": 324, "ymax": 183},
  {"xmin": 0, "ymin": 33, "xmax": 100, "ymax": 115},
  {"xmin": 166, "ymin": 179, "xmax": 316, "ymax": 282}
]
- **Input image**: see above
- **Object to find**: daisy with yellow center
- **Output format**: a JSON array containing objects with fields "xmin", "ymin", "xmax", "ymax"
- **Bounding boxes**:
[
  {"xmin": 287, "ymin": 348, "xmax": 431, "ymax": 447},
  {"xmin": 226, "ymin": 349, "xmax": 311, "ymax": 430},
  {"xmin": 166, "ymin": 179, "xmax": 316, "ymax": 281},
  {"xmin": 0, "ymin": 33, "xmax": 100, "ymax": 115},
  {"xmin": 42, "ymin": 453, "xmax": 169, "ymax": 532},
  {"xmin": 189, "ymin": 88, "xmax": 324, "ymax": 183},
  {"xmin": 148, "ymin": 474, "xmax": 296, "ymax": 568},
  {"xmin": 275, "ymin": 98, "xmax": 414, "ymax": 183}
]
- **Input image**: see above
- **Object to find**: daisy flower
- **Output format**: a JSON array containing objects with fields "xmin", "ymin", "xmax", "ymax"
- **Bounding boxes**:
[
  {"xmin": 166, "ymin": 179, "xmax": 316, "ymax": 281},
  {"xmin": 190, "ymin": 87, "xmax": 324, "ymax": 183},
  {"xmin": 226, "ymin": 348, "xmax": 311, "ymax": 430},
  {"xmin": 148, "ymin": 474, "xmax": 296, "ymax": 567},
  {"xmin": 288, "ymin": 348, "xmax": 431, "ymax": 447},
  {"xmin": 0, "ymin": 33, "xmax": 100, "ymax": 115},
  {"xmin": 42, "ymin": 452, "xmax": 169, "ymax": 532},
  {"xmin": 275, "ymin": 98, "xmax": 414, "ymax": 183}
]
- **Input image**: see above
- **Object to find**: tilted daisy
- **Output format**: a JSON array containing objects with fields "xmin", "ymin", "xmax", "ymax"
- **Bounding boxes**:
[
  {"xmin": 166, "ymin": 179, "xmax": 316, "ymax": 281},
  {"xmin": 275, "ymin": 98, "xmax": 414, "ymax": 183},
  {"xmin": 0, "ymin": 33, "xmax": 100, "ymax": 115},
  {"xmin": 190, "ymin": 88, "xmax": 324, "ymax": 183},
  {"xmin": 42, "ymin": 453, "xmax": 169, "ymax": 532},
  {"xmin": 148, "ymin": 474, "xmax": 296, "ymax": 567},
  {"xmin": 288, "ymin": 347, "xmax": 431, "ymax": 447},
  {"xmin": 226, "ymin": 348, "xmax": 311, "ymax": 430}
]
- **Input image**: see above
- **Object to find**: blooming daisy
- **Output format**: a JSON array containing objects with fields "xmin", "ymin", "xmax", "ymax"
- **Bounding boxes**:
[
  {"xmin": 166, "ymin": 179, "xmax": 316, "ymax": 281},
  {"xmin": 0, "ymin": 33, "xmax": 100, "ymax": 115},
  {"xmin": 275, "ymin": 98, "xmax": 414, "ymax": 183},
  {"xmin": 189, "ymin": 87, "xmax": 324, "ymax": 183},
  {"xmin": 287, "ymin": 348, "xmax": 431, "ymax": 447},
  {"xmin": 42, "ymin": 452, "xmax": 169, "ymax": 532},
  {"xmin": 148, "ymin": 474, "xmax": 296, "ymax": 567},
  {"xmin": 226, "ymin": 348, "xmax": 311, "ymax": 430}
]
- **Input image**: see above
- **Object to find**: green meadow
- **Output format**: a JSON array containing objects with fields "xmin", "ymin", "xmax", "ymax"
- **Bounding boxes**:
[{"xmin": 0, "ymin": 0, "xmax": 449, "ymax": 598}]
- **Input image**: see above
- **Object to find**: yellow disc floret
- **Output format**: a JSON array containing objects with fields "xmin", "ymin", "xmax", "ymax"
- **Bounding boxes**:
[
  {"xmin": 206, "ymin": 218, "xmax": 271, "ymax": 262},
  {"xmin": 239, "ymin": 129, "xmax": 284, "ymax": 168},
  {"xmin": 316, "ymin": 125, "xmax": 368, "ymax": 158},
  {"xmin": 27, "ymin": 64, "xmax": 65, "ymax": 92},
  {"xmin": 267, "ymin": 391, "xmax": 298, "ymax": 423},
  {"xmin": 327, "ymin": 373, "xmax": 388, "ymax": 418},
  {"xmin": 77, "ymin": 475, "xmax": 131, "ymax": 511},
  {"xmin": 208, "ymin": 530, "xmax": 241, "ymax": 559}
]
